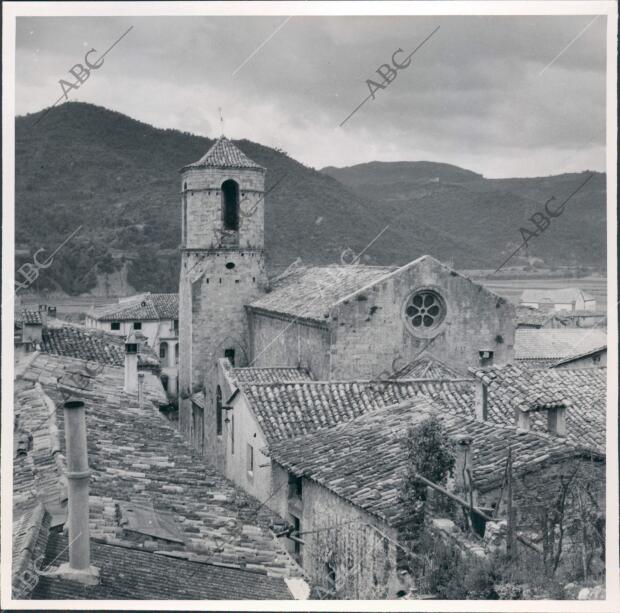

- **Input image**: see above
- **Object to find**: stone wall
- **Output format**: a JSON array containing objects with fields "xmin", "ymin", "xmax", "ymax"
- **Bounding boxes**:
[
  {"xmin": 328, "ymin": 256, "xmax": 515, "ymax": 378},
  {"xmin": 249, "ymin": 311, "xmax": 330, "ymax": 379}
]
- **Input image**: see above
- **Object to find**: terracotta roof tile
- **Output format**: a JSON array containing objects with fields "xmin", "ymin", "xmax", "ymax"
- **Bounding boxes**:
[
  {"xmin": 249, "ymin": 265, "xmax": 396, "ymax": 322},
  {"xmin": 231, "ymin": 367, "xmax": 313, "ymax": 385},
  {"xmin": 21, "ymin": 309, "xmax": 42, "ymax": 325},
  {"xmin": 515, "ymin": 328, "xmax": 607, "ymax": 360},
  {"xmin": 93, "ymin": 293, "xmax": 178, "ymax": 322},
  {"xmin": 469, "ymin": 363, "xmax": 605, "ymax": 453},
  {"xmin": 34, "ymin": 531, "xmax": 292, "ymax": 600},
  {"xmin": 13, "ymin": 353, "xmax": 300, "ymax": 595},
  {"xmin": 243, "ymin": 379, "xmax": 474, "ymax": 444},
  {"xmin": 269, "ymin": 398, "xmax": 602, "ymax": 526},
  {"xmin": 183, "ymin": 136, "xmax": 263, "ymax": 171}
]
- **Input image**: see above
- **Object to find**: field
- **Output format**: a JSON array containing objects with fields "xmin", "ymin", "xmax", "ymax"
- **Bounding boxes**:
[
  {"xmin": 474, "ymin": 276, "xmax": 608, "ymax": 308},
  {"xmin": 18, "ymin": 275, "xmax": 609, "ymax": 323}
]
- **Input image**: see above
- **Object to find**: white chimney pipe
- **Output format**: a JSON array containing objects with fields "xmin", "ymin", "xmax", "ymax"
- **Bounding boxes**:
[
  {"xmin": 138, "ymin": 372, "xmax": 145, "ymax": 409},
  {"xmin": 124, "ymin": 333, "xmax": 138, "ymax": 394},
  {"xmin": 474, "ymin": 381, "xmax": 488, "ymax": 422},
  {"xmin": 52, "ymin": 398, "xmax": 100, "ymax": 584}
]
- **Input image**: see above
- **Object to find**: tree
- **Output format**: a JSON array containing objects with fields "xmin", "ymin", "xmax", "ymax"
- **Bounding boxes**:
[{"xmin": 399, "ymin": 416, "xmax": 455, "ymax": 541}]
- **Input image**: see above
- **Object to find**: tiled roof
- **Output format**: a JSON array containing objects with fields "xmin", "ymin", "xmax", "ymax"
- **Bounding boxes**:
[
  {"xmin": 13, "ymin": 353, "xmax": 299, "ymax": 595},
  {"xmin": 33, "ymin": 532, "xmax": 292, "ymax": 600},
  {"xmin": 41, "ymin": 326, "xmax": 125, "ymax": 366},
  {"xmin": 242, "ymin": 379, "xmax": 474, "ymax": 444},
  {"xmin": 515, "ymin": 305, "xmax": 552, "ymax": 327},
  {"xmin": 515, "ymin": 328, "xmax": 607, "ymax": 360},
  {"xmin": 269, "ymin": 399, "xmax": 599, "ymax": 526},
  {"xmin": 21, "ymin": 309, "xmax": 42, "ymax": 325},
  {"xmin": 393, "ymin": 355, "xmax": 467, "ymax": 379},
  {"xmin": 231, "ymin": 367, "xmax": 314, "ymax": 384},
  {"xmin": 93, "ymin": 293, "xmax": 178, "ymax": 321},
  {"xmin": 521, "ymin": 288, "xmax": 595, "ymax": 304},
  {"xmin": 249, "ymin": 265, "xmax": 396, "ymax": 322},
  {"xmin": 183, "ymin": 136, "xmax": 264, "ymax": 171},
  {"xmin": 469, "ymin": 364, "xmax": 606, "ymax": 453}
]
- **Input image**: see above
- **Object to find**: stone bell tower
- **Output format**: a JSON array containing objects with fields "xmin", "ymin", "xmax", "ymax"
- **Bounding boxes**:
[{"xmin": 178, "ymin": 136, "xmax": 267, "ymax": 442}]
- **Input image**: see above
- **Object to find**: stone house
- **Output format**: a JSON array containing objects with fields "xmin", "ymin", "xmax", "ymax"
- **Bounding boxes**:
[
  {"xmin": 520, "ymin": 288, "xmax": 596, "ymax": 312},
  {"xmin": 266, "ymin": 397, "xmax": 605, "ymax": 598},
  {"xmin": 86, "ymin": 292, "xmax": 179, "ymax": 393}
]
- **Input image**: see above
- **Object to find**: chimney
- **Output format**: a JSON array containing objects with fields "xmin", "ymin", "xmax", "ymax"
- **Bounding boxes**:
[
  {"xmin": 52, "ymin": 398, "xmax": 99, "ymax": 584},
  {"xmin": 547, "ymin": 405, "xmax": 567, "ymax": 437},
  {"xmin": 474, "ymin": 380, "xmax": 488, "ymax": 421},
  {"xmin": 454, "ymin": 434, "xmax": 474, "ymax": 494},
  {"xmin": 38, "ymin": 304, "xmax": 48, "ymax": 329},
  {"xmin": 516, "ymin": 408, "xmax": 531, "ymax": 431},
  {"xmin": 124, "ymin": 332, "xmax": 138, "ymax": 393},
  {"xmin": 138, "ymin": 371, "xmax": 145, "ymax": 409}
]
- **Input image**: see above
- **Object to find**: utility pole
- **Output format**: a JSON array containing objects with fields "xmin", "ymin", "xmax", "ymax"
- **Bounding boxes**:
[{"xmin": 506, "ymin": 447, "xmax": 514, "ymax": 559}]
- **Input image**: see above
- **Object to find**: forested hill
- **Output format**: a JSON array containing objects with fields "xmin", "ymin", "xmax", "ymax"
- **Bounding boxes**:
[{"xmin": 15, "ymin": 102, "xmax": 605, "ymax": 295}]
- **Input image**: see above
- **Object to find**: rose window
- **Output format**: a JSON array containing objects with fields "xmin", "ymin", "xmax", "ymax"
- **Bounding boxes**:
[{"xmin": 405, "ymin": 290, "xmax": 445, "ymax": 329}]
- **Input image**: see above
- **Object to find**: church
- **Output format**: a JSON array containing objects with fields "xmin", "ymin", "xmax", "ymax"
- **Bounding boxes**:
[{"xmin": 177, "ymin": 136, "xmax": 516, "ymax": 456}]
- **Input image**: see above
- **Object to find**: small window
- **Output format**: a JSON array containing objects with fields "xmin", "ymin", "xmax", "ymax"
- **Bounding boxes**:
[
  {"xmin": 175, "ymin": 342, "xmax": 179, "ymax": 365},
  {"xmin": 288, "ymin": 473, "xmax": 303, "ymax": 499},
  {"xmin": 173, "ymin": 319, "xmax": 179, "ymax": 332},
  {"xmin": 216, "ymin": 386, "xmax": 223, "ymax": 435},
  {"xmin": 593, "ymin": 354, "xmax": 601, "ymax": 364},
  {"xmin": 159, "ymin": 342, "xmax": 168, "ymax": 359},
  {"xmin": 224, "ymin": 348, "xmax": 235, "ymax": 366},
  {"xmin": 247, "ymin": 443, "xmax": 254, "ymax": 475},
  {"xmin": 111, "ymin": 321, "xmax": 120, "ymax": 331},
  {"xmin": 133, "ymin": 322, "xmax": 142, "ymax": 330}
]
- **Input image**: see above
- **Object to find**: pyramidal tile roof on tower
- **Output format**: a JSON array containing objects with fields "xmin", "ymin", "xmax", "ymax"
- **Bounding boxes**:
[{"xmin": 183, "ymin": 136, "xmax": 264, "ymax": 171}]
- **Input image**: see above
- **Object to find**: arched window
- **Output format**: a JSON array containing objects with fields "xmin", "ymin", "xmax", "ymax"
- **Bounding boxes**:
[
  {"xmin": 159, "ymin": 341, "xmax": 168, "ymax": 360},
  {"xmin": 174, "ymin": 342, "xmax": 179, "ymax": 365},
  {"xmin": 221, "ymin": 180, "xmax": 239, "ymax": 231},
  {"xmin": 216, "ymin": 386, "xmax": 223, "ymax": 435}
]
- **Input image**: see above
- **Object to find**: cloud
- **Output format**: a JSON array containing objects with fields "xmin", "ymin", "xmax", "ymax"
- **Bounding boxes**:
[{"xmin": 15, "ymin": 14, "xmax": 607, "ymax": 178}]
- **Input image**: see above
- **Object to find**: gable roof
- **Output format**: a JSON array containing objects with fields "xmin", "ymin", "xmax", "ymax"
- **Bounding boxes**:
[
  {"xmin": 240, "ymin": 378, "xmax": 474, "ymax": 444},
  {"xmin": 92, "ymin": 293, "xmax": 178, "ymax": 322},
  {"xmin": 40, "ymin": 326, "xmax": 125, "ymax": 366},
  {"xmin": 521, "ymin": 288, "xmax": 595, "ymax": 304},
  {"xmin": 13, "ymin": 353, "xmax": 301, "ymax": 599},
  {"xmin": 515, "ymin": 328, "xmax": 607, "ymax": 361},
  {"xmin": 268, "ymin": 398, "xmax": 601, "ymax": 527},
  {"xmin": 249, "ymin": 265, "xmax": 396, "ymax": 322},
  {"xmin": 469, "ymin": 363, "xmax": 606, "ymax": 453},
  {"xmin": 182, "ymin": 136, "xmax": 264, "ymax": 171}
]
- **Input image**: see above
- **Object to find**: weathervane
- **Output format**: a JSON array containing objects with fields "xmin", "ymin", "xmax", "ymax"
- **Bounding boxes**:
[{"xmin": 218, "ymin": 107, "xmax": 225, "ymax": 136}]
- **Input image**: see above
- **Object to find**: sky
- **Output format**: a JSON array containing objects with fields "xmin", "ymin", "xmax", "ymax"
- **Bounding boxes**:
[{"xmin": 14, "ymin": 14, "xmax": 607, "ymax": 178}]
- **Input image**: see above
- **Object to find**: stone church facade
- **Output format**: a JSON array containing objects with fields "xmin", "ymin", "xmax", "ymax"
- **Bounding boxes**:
[{"xmin": 178, "ymin": 137, "xmax": 516, "ymax": 452}]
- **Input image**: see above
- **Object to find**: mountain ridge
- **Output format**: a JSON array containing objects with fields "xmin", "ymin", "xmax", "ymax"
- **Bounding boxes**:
[{"xmin": 14, "ymin": 102, "xmax": 606, "ymax": 296}]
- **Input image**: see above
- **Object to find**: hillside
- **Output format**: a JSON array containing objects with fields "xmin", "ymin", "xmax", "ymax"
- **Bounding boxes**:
[
  {"xmin": 322, "ymin": 162, "xmax": 606, "ymax": 272},
  {"xmin": 15, "ymin": 102, "xmax": 606, "ymax": 296}
]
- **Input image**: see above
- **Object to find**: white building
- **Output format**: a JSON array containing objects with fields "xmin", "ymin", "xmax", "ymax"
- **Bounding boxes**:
[
  {"xmin": 85, "ymin": 293, "xmax": 179, "ymax": 394},
  {"xmin": 520, "ymin": 288, "xmax": 596, "ymax": 312}
]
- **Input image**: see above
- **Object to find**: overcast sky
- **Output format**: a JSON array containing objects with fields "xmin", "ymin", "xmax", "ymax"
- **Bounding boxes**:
[{"xmin": 15, "ymin": 15, "xmax": 607, "ymax": 178}]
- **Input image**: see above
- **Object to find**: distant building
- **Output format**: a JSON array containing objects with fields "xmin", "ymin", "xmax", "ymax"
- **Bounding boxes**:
[
  {"xmin": 85, "ymin": 293, "xmax": 178, "ymax": 394},
  {"xmin": 520, "ymin": 288, "xmax": 596, "ymax": 312},
  {"xmin": 515, "ymin": 328, "xmax": 607, "ymax": 369}
]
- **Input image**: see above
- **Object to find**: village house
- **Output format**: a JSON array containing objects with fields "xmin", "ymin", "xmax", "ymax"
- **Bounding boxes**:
[
  {"xmin": 520, "ymin": 288, "xmax": 597, "ymax": 313},
  {"xmin": 515, "ymin": 328, "xmax": 607, "ymax": 369},
  {"xmin": 12, "ymin": 349, "xmax": 306, "ymax": 600},
  {"xmin": 265, "ymin": 397, "xmax": 605, "ymax": 598},
  {"xmin": 177, "ymin": 136, "xmax": 516, "ymax": 455},
  {"xmin": 85, "ymin": 292, "xmax": 179, "ymax": 394}
]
